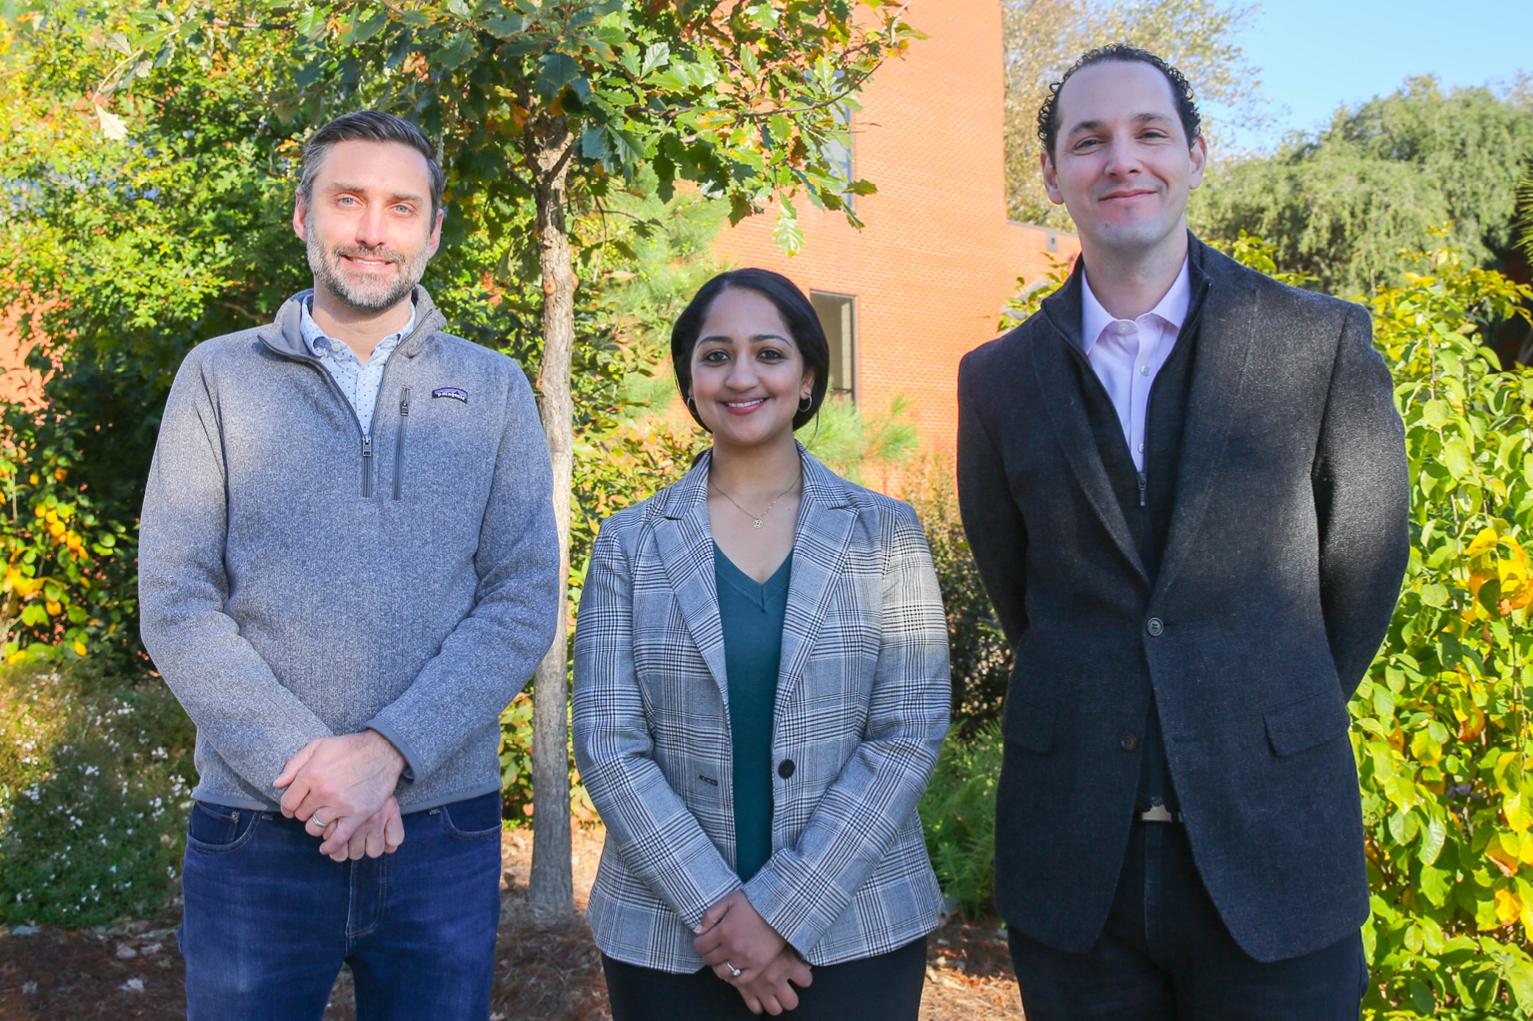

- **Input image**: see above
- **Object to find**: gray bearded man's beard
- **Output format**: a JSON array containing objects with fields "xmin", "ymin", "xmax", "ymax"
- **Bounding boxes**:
[{"xmin": 306, "ymin": 234, "xmax": 429, "ymax": 313}]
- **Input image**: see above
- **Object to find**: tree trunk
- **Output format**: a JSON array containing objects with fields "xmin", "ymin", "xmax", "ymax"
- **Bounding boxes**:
[{"xmin": 528, "ymin": 115, "xmax": 576, "ymax": 915}]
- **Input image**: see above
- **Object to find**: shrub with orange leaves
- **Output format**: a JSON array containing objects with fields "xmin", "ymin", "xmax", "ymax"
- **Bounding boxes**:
[{"xmin": 1, "ymin": 405, "xmax": 135, "ymax": 666}]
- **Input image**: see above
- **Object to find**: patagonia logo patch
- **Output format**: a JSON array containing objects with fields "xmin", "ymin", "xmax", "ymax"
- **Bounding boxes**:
[{"xmin": 432, "ymin": 387, "xmax": 469, "ymax": 403}]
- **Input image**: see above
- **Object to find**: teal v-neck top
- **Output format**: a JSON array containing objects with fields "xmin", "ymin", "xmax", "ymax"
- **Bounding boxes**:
[{"xmin": 714, "ymin": 543, "xmax": 791, "ymax": 883}]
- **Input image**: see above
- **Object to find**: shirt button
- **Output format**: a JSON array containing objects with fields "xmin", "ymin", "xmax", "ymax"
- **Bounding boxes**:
[
  {"xmin": 1138, "ymin": 443, "xmax": 1145, "ymax": 454},
  {"xmin": 1139, "ymin": 364, "xmax": 1150, "ymax": 376},
  {"xmin": 1120, "ymin": 732, "xmax": 1139, "ymax": 751},
  {"xmin": 1146, "ymin": 617, "xmax": 1165, "ymax": 638},
  {"xmin": 1115, "ymin": 321, "xmax": 1133, "ymax": 334},
  {"xmin": 777, "ymin": 759, "xmax": 796, "ymax": 780}
]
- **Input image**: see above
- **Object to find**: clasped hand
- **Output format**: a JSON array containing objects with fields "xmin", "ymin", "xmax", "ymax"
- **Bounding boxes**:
[
  {"xmin": 695, "ymin": 890, "xmax": 812, "ymax": 1015},
  {"xmin": 273, "ymin": 731, "xmax": 407, "ymax": 862}
]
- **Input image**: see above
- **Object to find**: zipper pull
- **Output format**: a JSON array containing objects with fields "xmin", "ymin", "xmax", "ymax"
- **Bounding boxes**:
[
  {"xmin": 1137, "ymin": 471, "xmax": 1148, "ymax": 508},
  {"xmin": 400, "ymin": 387, "xmax": 411, "ymax": 417},
  {"xmin": 362, "ymin": 435, "xmax": 373, "ymax": 459}
]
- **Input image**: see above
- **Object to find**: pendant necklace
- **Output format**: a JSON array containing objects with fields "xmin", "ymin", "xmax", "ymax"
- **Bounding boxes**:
[{"xmin": 710, "ymin": 477, "xmax": 801, "ymax": 529}]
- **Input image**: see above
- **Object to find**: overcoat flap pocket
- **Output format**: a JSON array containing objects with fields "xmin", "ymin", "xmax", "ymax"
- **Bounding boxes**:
[
  {"xmin": 1264, "ymin": 691, "xmax": 1349, "ymax": 757},
  {"xmin": 1003, "ymin": 699, "xmax": 1054, "ymax": 754}
]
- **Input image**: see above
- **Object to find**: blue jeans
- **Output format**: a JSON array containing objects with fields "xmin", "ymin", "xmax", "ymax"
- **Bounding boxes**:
[{"xmin": 180, "ymin": 792, "xmax": 503, "ymax": 1021}]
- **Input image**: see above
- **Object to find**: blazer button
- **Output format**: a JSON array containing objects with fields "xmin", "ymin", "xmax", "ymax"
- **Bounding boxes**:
[
  {"xmin": 1120, "ymin": 732, "xmax": 1139, "ymax": 752},
  {"xmin": 777, "ymin": 759, "xmax": 796, "ymax": 780},
  {"xmin": 1145, "ymin": 617, "xmax": 1164, "ymax": 637}
]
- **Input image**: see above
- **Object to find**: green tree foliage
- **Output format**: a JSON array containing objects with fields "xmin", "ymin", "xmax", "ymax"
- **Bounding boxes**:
[
  {"xmin": 1195, "ymin": 78, "xmax": 1533, "ymax": 296},
  {"xmin": 1517, "ymin": 159, "xmax": 1533, "ymax": 262},
  {"xmin": 1004, "ymin": 0, "xmax": 1263, "ymax": 227}
]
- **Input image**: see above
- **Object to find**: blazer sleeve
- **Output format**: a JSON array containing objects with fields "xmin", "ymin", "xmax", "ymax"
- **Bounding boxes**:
[
  {"xmin": 741, "ymin": 506, "xmax": 951, "ymax": 955},
  {"xmin": 1311, "ymin": 305, "xmax": 1410, "ymax": 697},
  {"xmin": 139, "ymin": 348, "xmax": 334, "ymax": 795},
  {"xmin": 956, "ymin": 353, "xmax": 1030, "ymax": 646},
  {"xmin": 572, "ymin": 521, "xmax": 745, "ymax": 928}
]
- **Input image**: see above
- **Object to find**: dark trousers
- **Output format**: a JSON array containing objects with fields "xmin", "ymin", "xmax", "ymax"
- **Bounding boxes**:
[
  {"xmin": 180, "ymin": 792, "xmax": 503, "ymax": 1021},
  {"xmin": 1008, "ymin": 821, "xmax": 1367, "ymax": 1020},
  {"xmin": 602, "ymin": 935, "xmax": 927, "ymax": 1021}
]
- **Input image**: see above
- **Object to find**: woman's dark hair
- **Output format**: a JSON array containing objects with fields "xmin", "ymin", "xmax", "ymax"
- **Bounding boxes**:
[
  {"xmin": 670, "ymin": 268, "xmax": 830, "ymax": 432},
  {"xmin": 1036, "ymin": 44, "xmax": 1202, "ymax": 159}
]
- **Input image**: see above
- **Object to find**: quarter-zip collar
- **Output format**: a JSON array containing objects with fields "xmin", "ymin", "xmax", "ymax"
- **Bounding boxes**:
[{"xmin": 257, "ymin": 285, "xmax": 447, "ymax": 363}]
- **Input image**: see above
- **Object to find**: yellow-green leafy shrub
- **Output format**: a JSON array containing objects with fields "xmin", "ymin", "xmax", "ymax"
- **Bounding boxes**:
[{"xmin": 1355, "ymin": 239, "xmax": 1533, "ymax": 1018}]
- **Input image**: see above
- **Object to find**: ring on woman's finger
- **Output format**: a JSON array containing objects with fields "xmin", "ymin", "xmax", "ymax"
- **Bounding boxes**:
[
  {"xmin": 309, "ymin": 815, "xmax": 328, "ymax": 828},
  {"xmin": 725, "ymin": 960, "xmax": 743, "ymax": 978}
]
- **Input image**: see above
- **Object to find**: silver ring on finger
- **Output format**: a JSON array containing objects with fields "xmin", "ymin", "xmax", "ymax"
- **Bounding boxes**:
[
  {"xmin": 725, "ymin": 960, "xmax": 742, "ymax": 978},
  {"xmin": 309, "ymin": 815, "xmax": 328, "ymax": 828}
]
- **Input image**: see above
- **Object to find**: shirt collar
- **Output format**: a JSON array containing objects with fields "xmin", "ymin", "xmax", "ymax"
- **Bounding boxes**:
[
  {"xmin": 1078, "ymin": 256, "xmax": 1192, "ymax": 355},
  {"xmin": 298, "ymin": 293, "xmax": 417, "ymax": 361}
]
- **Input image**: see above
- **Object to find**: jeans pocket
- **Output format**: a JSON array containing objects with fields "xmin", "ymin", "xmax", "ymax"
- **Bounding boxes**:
[
  {"xmin": 186, "ymin": 801, "xmax": 262, "ymax": 853},
  {"xmin": 437, "ymin": 793, "xmax": 503, "ymax": 840}
]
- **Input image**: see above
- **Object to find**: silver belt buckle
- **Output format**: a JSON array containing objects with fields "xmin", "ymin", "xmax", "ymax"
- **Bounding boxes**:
[{"xmin": 1138, "ymin": 804, "xmax": 1176, "ymax": 823}]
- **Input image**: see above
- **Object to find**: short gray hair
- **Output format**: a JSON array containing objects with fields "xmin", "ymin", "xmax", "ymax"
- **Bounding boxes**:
[{"xmin": 299, "ymin": 110, "xmax": 445, "ymax": 219}]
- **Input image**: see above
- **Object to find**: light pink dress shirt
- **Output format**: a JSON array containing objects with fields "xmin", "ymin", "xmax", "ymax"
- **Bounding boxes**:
[{"xmin": 1078, "ymin": 258, "xmax": 1192, "ymax": 472}]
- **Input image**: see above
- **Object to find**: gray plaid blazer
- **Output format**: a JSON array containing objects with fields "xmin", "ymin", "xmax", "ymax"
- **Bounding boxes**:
[{"xmin": 573, "ymin": 446, "xmax": 949, "ymax": 972}]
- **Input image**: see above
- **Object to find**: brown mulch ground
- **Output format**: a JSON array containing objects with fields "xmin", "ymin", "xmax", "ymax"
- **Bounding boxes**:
[{"xmin": 0, "ymin": 826, "xmax": 1021, "ymax": 1020}]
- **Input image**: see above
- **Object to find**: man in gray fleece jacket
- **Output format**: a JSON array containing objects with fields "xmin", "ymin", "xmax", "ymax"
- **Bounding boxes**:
[{"xmin": 139, "ymin": 111, "xmax": 560, "ymax": 1020}]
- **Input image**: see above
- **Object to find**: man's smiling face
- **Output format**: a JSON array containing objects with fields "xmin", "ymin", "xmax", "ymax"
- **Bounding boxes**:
[
  {"xmin": 1041, "ymin": 59, "xmax": 1206, "ymax": 262},
  {"xmin": 293, "ymin": 138, "xmax": 442, "ymax": 315}
]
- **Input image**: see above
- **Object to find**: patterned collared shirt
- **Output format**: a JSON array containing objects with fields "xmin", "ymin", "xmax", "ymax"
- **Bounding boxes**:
[{"xmin": 298, "ymin": 296, "xmax": 417, "ymax": 435}]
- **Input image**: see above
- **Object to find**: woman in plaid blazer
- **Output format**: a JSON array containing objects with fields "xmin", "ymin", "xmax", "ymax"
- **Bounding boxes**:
[{"xmin": 573, "ymin": 269, "xmax": 950, "ymax": 1020}]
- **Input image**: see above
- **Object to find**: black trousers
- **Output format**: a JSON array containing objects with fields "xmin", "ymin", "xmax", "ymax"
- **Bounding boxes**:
[
  {"xmin": 1008, "ymin": 821, "xmax": 1367, "ymax": 1020},
  {"xmin": 602, "ymin": 935, "xmax": 927, "ymax": 1021}
]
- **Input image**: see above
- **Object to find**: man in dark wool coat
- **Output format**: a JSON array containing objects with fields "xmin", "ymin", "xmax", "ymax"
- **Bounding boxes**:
[{"xmin": 956, "ymin": 45, "xmax": 1410, "ymax": 1020}]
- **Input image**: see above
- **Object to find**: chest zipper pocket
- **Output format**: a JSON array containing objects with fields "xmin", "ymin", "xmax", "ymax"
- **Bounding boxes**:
[{"xmin": 393, "ymin": 386, "xmax": 411, "ymax": 501}]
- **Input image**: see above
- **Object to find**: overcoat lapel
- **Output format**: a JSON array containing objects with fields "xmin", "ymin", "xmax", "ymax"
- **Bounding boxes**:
[
  {"xmin": 1153, "ymin": 243, "xmax": 1261, "ymax": 600},
  {"xmin": 774, "ymin": 450, "xmax": 855, "ymax": 720},
  {"xmin": 1033, "ymin": 273, "xmax": 1150, "ymax": 585},
  {"xmin": 654, "ymin": 456, "xmax": 731, "ymax": 705}
]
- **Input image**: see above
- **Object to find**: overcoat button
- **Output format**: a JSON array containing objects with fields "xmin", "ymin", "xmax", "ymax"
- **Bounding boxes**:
[
  {"xmin": 777, "ymin": 759, "xmax": 796, "ymax": 779},
  {"xmin": 1120, "ymin": 733, "xmax": 1139, "ymax": 751},
  {"xmin": 1146, "ymin": 617, "xmax": 1164, "ymax": 637}
]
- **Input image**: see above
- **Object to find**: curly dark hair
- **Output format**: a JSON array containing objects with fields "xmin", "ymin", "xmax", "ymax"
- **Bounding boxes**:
[{"xmin": 1036, "ymin": 45, "xmax": 1202, "ymax": 159}]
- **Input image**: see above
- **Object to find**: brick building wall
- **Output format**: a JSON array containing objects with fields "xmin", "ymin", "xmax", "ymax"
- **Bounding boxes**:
[
  {"xmin": 710, "ymin": 0, "xmax": 1079, "ymax": 473},
  {"xmin": 0, "ymin": 300, "xmax": 43, "ymax": 408}
]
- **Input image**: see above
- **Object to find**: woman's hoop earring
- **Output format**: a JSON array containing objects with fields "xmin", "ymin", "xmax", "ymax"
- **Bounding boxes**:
[
  {"xmin": 686, "ymin": 394, "xmax": 697, "ymax": 412},
  {"xmin": 798, "ymin": 395, "xmax": 812, "ymax": 413}
]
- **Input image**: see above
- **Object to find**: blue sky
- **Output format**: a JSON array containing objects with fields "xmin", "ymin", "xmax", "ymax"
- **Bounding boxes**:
[{"xmin": 1211, "ymin": 1, "xmax": 1532, "ymax": 153}]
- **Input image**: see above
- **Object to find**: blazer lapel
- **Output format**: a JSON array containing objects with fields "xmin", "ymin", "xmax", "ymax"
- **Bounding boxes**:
[
  {"xmin": 653, "ymin": 455, "xmax": 731, "ymax": 705},
  {"xmin": 1032, "ymin": 273, "xmax": 1150, "ymax": 585},
  {"xmin": 774, "ymin": 448, "xmax": 856, "ymax": 719},
  {"xmin": 1153, "ymin": 241, "xmax": 1261, "ymax": 600}
]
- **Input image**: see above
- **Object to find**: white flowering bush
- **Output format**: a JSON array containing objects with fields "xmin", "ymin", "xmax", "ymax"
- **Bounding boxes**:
[{"xmin": 0, "ymin": 663, "xmax": 194, "ymax": 926}]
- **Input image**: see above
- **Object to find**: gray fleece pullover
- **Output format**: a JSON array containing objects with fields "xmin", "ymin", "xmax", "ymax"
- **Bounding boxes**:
[{"xmin": 139, "ymin": 287, "xmax": 560, "ymax": 813}]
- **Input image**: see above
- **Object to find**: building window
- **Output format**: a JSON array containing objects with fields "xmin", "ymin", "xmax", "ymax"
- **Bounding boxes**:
[{"xmin": 811, "ymin": 291, "xmax": 856, "ymax": 401}]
